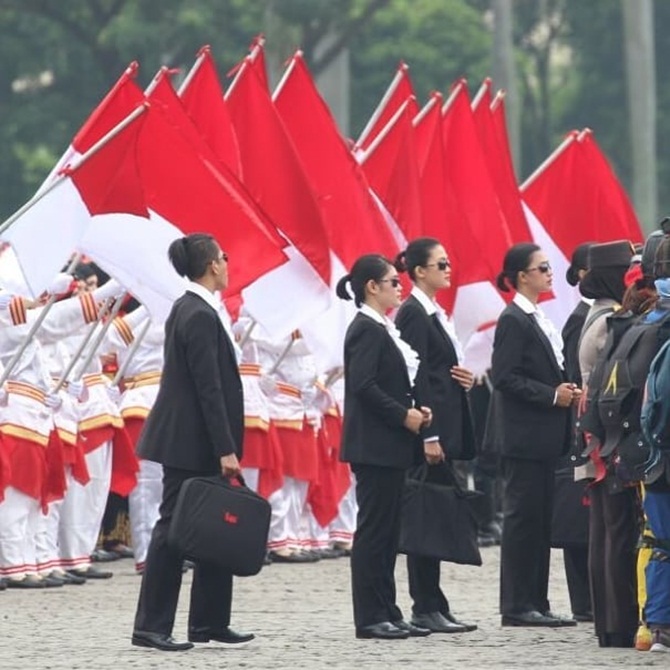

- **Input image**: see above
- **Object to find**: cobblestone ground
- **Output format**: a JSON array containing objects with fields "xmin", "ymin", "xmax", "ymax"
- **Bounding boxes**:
[{"xmin": 0, "ymin": 546, "xmax": 666, "ymax": 670}]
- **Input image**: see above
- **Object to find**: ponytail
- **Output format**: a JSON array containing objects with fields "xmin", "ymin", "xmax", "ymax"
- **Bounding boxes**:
[
  {"xmin": 168, "ymin": 233, "xmax": 219, "ymax": 280},
  {"xmin": 338, "ymin": 255, "xmax": 393, "ymax": 307}
]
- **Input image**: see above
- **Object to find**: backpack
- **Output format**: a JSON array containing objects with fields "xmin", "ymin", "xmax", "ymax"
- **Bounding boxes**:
[
  {"xmin": 641, "ymin": 338, "xmax": 670, "ymax": 453},
  {"xmin": 595, "ymin": 311, "xmax": 670, "ymax": 481}
]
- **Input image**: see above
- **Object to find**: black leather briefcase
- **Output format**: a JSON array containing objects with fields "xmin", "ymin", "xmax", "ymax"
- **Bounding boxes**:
[{"xmin": 168, "ymin": 475, "xmax": 271, "ymax": 576}]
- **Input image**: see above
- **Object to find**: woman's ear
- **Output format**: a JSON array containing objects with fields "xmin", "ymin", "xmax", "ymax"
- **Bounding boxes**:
[{"xmin": 365, "ymin": 278, "xmax": 379, "ymax": 297}]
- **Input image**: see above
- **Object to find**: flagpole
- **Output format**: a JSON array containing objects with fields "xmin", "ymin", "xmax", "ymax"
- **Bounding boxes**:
[
  {"xmin": 490, "ymin": 89, "xmax": 506, "ymax": 112},
  {"xmin": 177, "ymin": 47, "xmax": 210, "ymax": 96},
  {"xmin": 111, "ymin": 318, "xmax": 152, "ymax": 386},
  {"xmin": 412, "ymin": 93, "xmax": 441, "ymax": 128},
  {"xmin": 224, "ymin": 57, "xmax": 249, "ymax": 101},
  {"xmin": 441, "ymin": 79, "xmax": 467, "ymax": 115},
  {"xmin": 238, "ymin": 319, "xmax": 257, "ymax": 349},
  {"xmin": 358, "ymin": 97, "xmax": 413, "ymax": 165},
  {"xmin": 51, "ymin": 296, "xmax": 116, "ymax": 393},
  {"xmin": 577, "ymin": 127, "xmax": 593, "ymax": 142},
  {"xmin": 271, "ymin": 52, "xmax": 300, "ymax": 102},
  {"xmin": 519, "ymin": 131, "xmax": 580, "ymax": 192},
  {"xmin": 0, "ymin": 104, "xmax": 147, "ymax": 238},
  {"xmin": 268, "ymin": 339, "xmax": 294, "ymax": 375},
  {"xmin": 0, "ymin": 253, "xmax": 82, "ymax": 387},
  {"xmin": 471, "ymin": 77, "xmax": 492, "ymax": 111},
  {"xmin": 356, "ymin": 62, "xmax": 408, "ymax": 149},
  {"xmin": 70, "ymin": 294, "xmax": 126, "ymax": 383}
]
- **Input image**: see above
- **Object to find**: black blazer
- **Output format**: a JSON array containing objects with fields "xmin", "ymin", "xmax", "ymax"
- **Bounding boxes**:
[
  {"xmin": 340, "ymin": 312, "xmax": 420, "ymax": 469},
  {"xmin": 395, "ymin": 294, "xmax": 475, "ymax": 460},
  {"xmin": 487, "ymin": 301, "xmax": 570, "ymax": 461},
  {"xmin": 138, "ymin": 291, "xmax": 244, "ymax": 472},
  {"xmin": 561, "ymin": 300, "xmax": 590, "ymax": 387}
]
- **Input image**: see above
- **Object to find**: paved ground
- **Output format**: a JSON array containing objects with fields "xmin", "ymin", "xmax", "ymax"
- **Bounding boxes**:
[{"xmin": 0, "ymin": 546, "xmax": 665, "ymax": 670}]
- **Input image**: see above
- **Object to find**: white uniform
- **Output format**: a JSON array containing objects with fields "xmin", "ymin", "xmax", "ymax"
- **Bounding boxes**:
[
  {"xmin": 103, "ymin": 306, "xmax": 164, "ymax": 573},
  {"xmin": 0, "ymin": 291, "xmax": 106, "ymax": 581},
  {"xmin": 256, "ymin": 333, "xmax": 318, "ymax": 553}
]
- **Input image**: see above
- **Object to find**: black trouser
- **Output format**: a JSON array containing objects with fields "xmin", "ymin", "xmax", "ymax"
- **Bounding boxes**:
[
  {"xmin": 499, "ymin": 456, "xmax": 555, "ymax": 616},
  {"xmin": 563, "ymin": 545, "xmax": 591, "ymax": 616},
  {"xmin": 588, "ymin": 479, "xmax": 639, "ymax": 640},
  {"xmin": 350, "ymin": 463, "xmax": 405, "ymax": 629},
  {"xmin": 406, "ymin": 461, "xmax": 454, "ymax": 616},
  {"xmin": 133, "ymin": 467, "xmax": 233, "ymax": 636}
]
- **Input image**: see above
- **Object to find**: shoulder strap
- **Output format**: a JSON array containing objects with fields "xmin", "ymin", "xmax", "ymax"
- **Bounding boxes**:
[{"xmin": 577, "ymin": 305, "xmax": 616, "ymax": 354}]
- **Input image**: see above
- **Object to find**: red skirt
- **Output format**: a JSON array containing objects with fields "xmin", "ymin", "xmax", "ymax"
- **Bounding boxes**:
[
  {"xmin": 306, "ymin": 426, "xmax": 339, "ymax": 528},
  {"xmin": 110, "ymin": 422, "xmax": 141, "ymax": 497},
  {"xmin": 257, "ymin": 424, "xmax": 284, "ymax": 500},
  {"xmin": 1, "ymin": 433, "xmax": 47, "ymax": 505},
  {"xmin": 276, "ymin": 422, "xmax": 318, "ymax": 482},
  {"xmin": 60, "ymin": 435, "xmax": 89, "ymax": 486}
]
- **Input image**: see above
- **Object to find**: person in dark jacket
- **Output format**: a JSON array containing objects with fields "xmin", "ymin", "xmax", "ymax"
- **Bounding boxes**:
[
  {"xmin": 394, "ymin": 237, "xmax": 477, "ymax": 634},
  {"xmin": 338, "ymin": 254, "xmax": 431, "ymax": 640},
  {"xmin": 488, "ymin": 243, "xmax": 580, "ymax": 628},
  {"xmin": 554, "ymin": 243, "xmax": 594, "ymax": 622},
  {"xmin": 132, "ymin": 233, "xmax": 250, "ymax": 652}
]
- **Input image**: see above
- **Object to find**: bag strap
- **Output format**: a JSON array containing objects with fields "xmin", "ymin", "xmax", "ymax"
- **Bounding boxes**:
[{"xmin": 577, "ymin": 305, "xmax": 616, "ymax": 355}]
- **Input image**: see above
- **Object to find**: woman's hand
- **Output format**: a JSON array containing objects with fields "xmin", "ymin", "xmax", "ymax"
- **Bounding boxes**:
[
  {"xmin": 404, "ymin": 408, "xmax": 424, "ymax": 434},
  {"xmin": 424, "ymin": 440, "xmax": 445, "ymax": 465},
  {"xmin": 420, "ymin": 406, "xmax": 433, "ymax": 427},
  {"xmin": 451, "ymin": 365, "xmax": 475, "ymax": 391}
]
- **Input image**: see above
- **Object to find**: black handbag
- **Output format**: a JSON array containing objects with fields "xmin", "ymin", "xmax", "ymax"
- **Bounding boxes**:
[
  {"xmin": 550, "ymin": 468, "xmax": 589, "ymax": 548},
  {"xmin": 398, "ymin": 464, "xmax": 483, "ymax": 566},
  {"xmin": 168, "ymin": 475, "xmax": 271, "ymax": 577}
]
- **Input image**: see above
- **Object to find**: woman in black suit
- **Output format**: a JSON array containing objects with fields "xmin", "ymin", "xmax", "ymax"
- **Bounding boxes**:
[
  {"xmin": 394, "ymin": 237, "xmax": 477, "ymax": 634},
  {"xmin": 489, "ymin": 243, "xmax": 581, "ymax": 627},
  {"xmin": 132, "ymin": 233, "xmax": 250, "ymax": 651},
  {"xmin": 337, "ymin": 254, "xmax": 431, "ymax": 640}
]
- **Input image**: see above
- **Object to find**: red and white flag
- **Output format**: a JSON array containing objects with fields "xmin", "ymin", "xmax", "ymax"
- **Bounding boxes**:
[
  {"xmin": 226, "ymin": 55, "xmax": 332, "ymax": 338},
  {"xmin": 356, "ymin": 62, "xmax": 419, "ymax": 152},
  {"xmin": 179, "ymin": 46, "xmax": 241, "ymax": 176},
  {"xmin": 1, "ymin": 105, "xmax": 150, "ymax": 298}
]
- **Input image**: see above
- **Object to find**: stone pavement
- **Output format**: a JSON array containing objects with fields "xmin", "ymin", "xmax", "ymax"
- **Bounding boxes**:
[{"xmin": 0, "ymin": 547, "xmax": 666, "ymax": 670}]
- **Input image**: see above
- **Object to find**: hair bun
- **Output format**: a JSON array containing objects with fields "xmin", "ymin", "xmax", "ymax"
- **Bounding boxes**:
[
  {"xmin": 496, "ymin": 271, "xmax": 511, "ymax": 293},
  {"xmin": 394, "ymin": 251, "xmax": 408, "ymax": 273}
]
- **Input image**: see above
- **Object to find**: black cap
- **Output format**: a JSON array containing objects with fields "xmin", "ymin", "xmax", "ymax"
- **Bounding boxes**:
[{"xmin": 587, "ymin": 241, "xmax": 633, "ymax": 270}]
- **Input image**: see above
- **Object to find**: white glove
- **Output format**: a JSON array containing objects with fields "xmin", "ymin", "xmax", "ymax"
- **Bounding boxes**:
[
  {"xmin": 301, "ymin": 385, "xmax": 317, "ymax": 407},
  {"xmin": 305, "ymin": 408, "xmax": 322, "ymax": 430},
  {"xmin": 0, "ymin": 292, "xmax": 14, "ymax": 310},
  {"xmin": 66, "ymin": 380, "xmax": 88, "ymax": 402},
  {"xmin": 44, "ymin": 393, "xmax": 62, "ymax": 410},
  {"xmin": 46, "ymin": 272, "xmax": 74, "ymax": 296},
  {"xmin": 0, "ymin": 386, "xmax": 7, "ymax": 407},
  {"xmin": 107, "ymin": 386, "xmax": 121, "ymax": 404},
  {"xmin": 93, "ymin": 278, "xmax": 126, "ymax": 303},
  {"xmin": 258, "ymin": 373, "xmax": 278, "ymax": 396}
]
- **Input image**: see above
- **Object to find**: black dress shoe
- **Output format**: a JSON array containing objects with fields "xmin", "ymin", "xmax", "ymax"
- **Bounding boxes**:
[
  {"xmin": 189, "ymin": 627, "xmax": 255, "ymax": 644},
  {"xmin": 501, "ymin": 610, "xmax": 564, "ymax": 627},
  {"xmin": 411, "ymin": 612, "xmax": 468, "ymax": 633},
  {"xmin": 573, "ymin": 611, "xmax": 594, "ymax": 623},
  {"xmin": 268, "ymin": 551, "xmax": 316, "ymax": 564},
  {"xmin": 356, "ymin": 621, "xmax": 410, "ymax": 640},
  {"xmin": 91, "ymin": 549, "xmax": 120, "ymax": 562},
  {"xmin": 132, "ymin": 630, "xmax": 194, "ymax": 651},
  {"xmin": 42, "ymin": 574, "xmax": 65, "ymax": 587},
  {"xmin": 5, "ymin": 576, "xmax": 46, "ymax": 589},
  {"xmin": 541, "ymin": 611, "xmax": 577, "ymax": 627},
  {"xmin": 55, "ymin": 570, "xmax": 86, "ymax": 585},
  {"xmin": 443, "ymin": 611, "xmax": 478, "ymax": 632},
  {"xmin": 392, "ymin": 620, "xmax": 431, "ymax": 637},
  {"xmin": 0, "ymin": 578, "xmax": 6, "ymax": 591},
  {"xmin": 317, "ymin": 547, "xmax": 345, "ymax": 559},
  {"xmin": 68, "ymin": 566, "xmax": 113, "ymax": 579}
]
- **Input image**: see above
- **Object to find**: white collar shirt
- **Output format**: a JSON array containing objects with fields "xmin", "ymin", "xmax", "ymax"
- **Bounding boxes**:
[{"xmin": 513, "ymin": 292, "xmax": 564, "ymax": 369}]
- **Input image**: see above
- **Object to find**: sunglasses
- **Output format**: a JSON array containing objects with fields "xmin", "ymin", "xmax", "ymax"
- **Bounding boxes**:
[
  {"xmin": 426, "ymin": 260, "xmax": 451, "ymax": 271},
  {"xmin": 525, "ymin": 262, "xmax": 551, "ymax": 274},
  {"xmin": 379, "ymin": 277, "xmax": 401, "ymax": 288}
]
